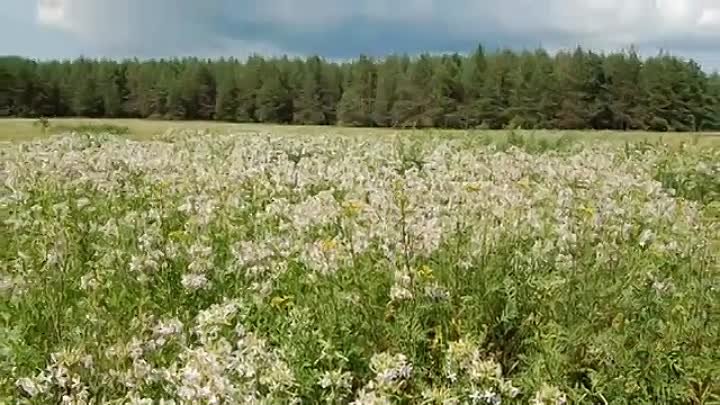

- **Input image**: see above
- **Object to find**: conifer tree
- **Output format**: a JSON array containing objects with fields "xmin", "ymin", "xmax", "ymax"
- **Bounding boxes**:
[
  {"xmin": 214, "ymin": 71, "xmax": 239, "ymax": 122},
  {"xmin": 337, "ymin": 55, "xmax": 376, "ymax": 126},
  {"xmin": 97, "ymin": 62, "xmax": 124, "ymax": 117},
  {"xmin": 372, "ymin": 56, "xmax": 401, "ymax": 127},
  {"xmin": 0, "ymin": 46, "xmax": 719, "ymax": 131},
  {"xmin": 255, "ymin": 64, "xmax": 292, "ymax": 123},
  {"xmin": 293, "ymin": 56, "xmax": 327, "ymax": 125}
]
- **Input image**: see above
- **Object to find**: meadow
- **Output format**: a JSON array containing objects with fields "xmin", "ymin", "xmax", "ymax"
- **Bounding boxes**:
[{"xmin": 0, "ymin": 121, "xmax": 719, "ymax": 405}]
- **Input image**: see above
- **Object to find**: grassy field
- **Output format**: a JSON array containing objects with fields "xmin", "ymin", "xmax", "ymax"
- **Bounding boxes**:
[
  {"xmin": 1, "ymin": 124, "xmax": 719, "ymax": 404},
  {"xmin": 2, "ymin": 117, "xmax": 720, "ymax": 147}
]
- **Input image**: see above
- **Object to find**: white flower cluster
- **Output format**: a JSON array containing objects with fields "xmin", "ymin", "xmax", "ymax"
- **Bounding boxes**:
[
  {"xmin": 434, "ymin": 338, "xmax": 521, "ymax": 405},
  {"xmin": 3, "ymin": 132, "xmax": 717, "ymax": 404},
  {"xmin": 15, "ymin": 349, "xmax": 95, "ymax": 405},
  {"xmin": 351, "ymin": 352, "xmax": 414, "ymax": 405}
]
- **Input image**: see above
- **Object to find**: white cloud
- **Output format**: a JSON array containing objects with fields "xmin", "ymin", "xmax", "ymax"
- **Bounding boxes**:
[
  {"xmin": 36, "ymin": 0, "xmax": 67, "ymax": 28},
  {"xmin": 35, "ymin": 0, "xmax": 288, "ymax": 57},
  {"xmin": 37, "ymin": 0, "xmax": 222, "ymax": 49},
  {"xmin": 700, "ymin": 8, "xmax": 720, "ymax": 26}
]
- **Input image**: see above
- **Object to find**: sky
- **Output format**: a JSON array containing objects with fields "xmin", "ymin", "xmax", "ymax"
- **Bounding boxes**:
[{"xmin": 1, "ymin": 0, "xmax": 720, "ymax": 69}]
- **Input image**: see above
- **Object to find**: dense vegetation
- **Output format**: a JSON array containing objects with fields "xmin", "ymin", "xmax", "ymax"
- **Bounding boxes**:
[
  {"xmin": 1, "ymin": 131, "xmax": 719, "ymax": 404},
  {"xmin": 2, "ymin": 45, "xmax": 720, "ymax": 131}
]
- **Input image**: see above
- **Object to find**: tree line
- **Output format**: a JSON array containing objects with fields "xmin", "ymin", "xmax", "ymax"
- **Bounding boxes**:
[{"xmin": 2, "ymin": 45, "xmax": 720, "ymax": 131}]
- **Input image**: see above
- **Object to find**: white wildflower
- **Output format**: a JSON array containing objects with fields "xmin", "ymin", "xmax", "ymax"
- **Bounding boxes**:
[
  {"xmin": 351, "ymin": 388, "xmax": 392, "ymax": 405},
  {"xmin": 0, "ymin": 274, "xmax": 15, "ymax": 294},
  {"xmin": 76, "ymin": 197, "xmax": 91, "ymax": 209},
  {"xmin": 390, "ymin": 285, "xmax": 413, "ymax": 302},
  {"xmin": 369, "ymin": 352, "xmax": 413, "ymax": 390},
  {"xmin": 152, "ymin": 318, "xmax": 184, "ymax": 346},
  {"xmin": 470, "ymin": 389, "xmax": 502, "ymax": 405},
  {"xmin": 182, "ymin": 273, "xmax": 209, "ymax": 291},
  {"xmin": 531, "ymin": 384, "xmax": 567, "ymax": 405},
  {"xmin": 16, "ymin": 377, "xmax": 41, "ymax": 397},
  {"xmin": 638, "ymin": 229, "xmax": 656, "ymax": 248},
  {"xmin": 318, "ymin": 369, "xmax": 353, "ymax": 392},
  {"xmin": 424, "ymin": 283, "xmax": 450, "ymax": 301},
  {"xmin": 80, "ymin": 273, "xmax": 99, "ymax": 291}
]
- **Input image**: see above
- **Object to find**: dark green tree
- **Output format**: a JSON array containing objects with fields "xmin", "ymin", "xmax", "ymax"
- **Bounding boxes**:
[
  {"xmin": 458, "ymin": 45, "xmax": 487, "ymax": 127},
  {"xmin": 372, "ymin": 56, "xmax": 402, "ymax": 127},
  {"xmin": 212, "ymin": 61, "xmax": 239, "ymax": 122},
  {"xmin": 552, "ymin": 47, "xmax": 596, "ymax": 129},
  {"xmin": 429, "ymin": 55, "xmax": 464, "ymax": 127},
  {"xmin": 293, "ymin": 56, "xmax": 327, "ymax": 125},
  {"xmin": 97, "ymin": 62, "xmax": 124, "ymax": 117},
  {"xmin": 603, "ymin": 49, "xmax": 644, "ymax": 129},
  {"xmin": 475, "ymin": 49, "xmax": 515, "ymax": 129},
  {"xmin": 337, "ymin": 55, "xmax": 376, "ymax": 126},
  {"xmin": 0, "ymin": 47, "xmax": 718, "ymax": 131},
  {"xmin": 70, "ymin": 60, "xmax": 103, "ymax": 117},
  {"xmin": 391, "ymin": 54, "xmax": 435, "ymax": 127},
  {"xmin": 0, "ymin": 65, "xmax": 14, "ymax": 116},
  {"xmin": 320, "ymin": 63, "xmax": 343, "ymax": 124},
  {"xmin": 255, "ymin": 63, "xmax": 292, "ymax": 123},
  {"xmin": 235, "ymin": 56, "xmax": 264, "ymax": 122}
]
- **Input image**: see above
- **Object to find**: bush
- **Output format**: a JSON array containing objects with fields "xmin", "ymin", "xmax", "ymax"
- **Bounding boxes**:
[
  {"xmin": 647, "ymin": 116, "xmax": 670, "ymax": 132},
  {"xmin": 49, "ymin": 123, "xmax": 131, "ymax": 136}
]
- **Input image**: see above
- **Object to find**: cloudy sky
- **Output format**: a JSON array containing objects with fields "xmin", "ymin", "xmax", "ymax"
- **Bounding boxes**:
[{"xmin": 2, "ymin": 0, "xmax": 719, "ymax": 69}]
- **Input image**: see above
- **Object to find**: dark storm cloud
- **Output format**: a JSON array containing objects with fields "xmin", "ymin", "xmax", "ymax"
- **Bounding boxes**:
[{"xmin": 7, "ymin": 0, "xmax": 718, "ymax": 68}]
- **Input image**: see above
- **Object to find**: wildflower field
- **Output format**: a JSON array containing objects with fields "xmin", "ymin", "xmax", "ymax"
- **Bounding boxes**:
[{"xmin": 1, "ymin": 129, "xmax": 719, "ymax": 405}]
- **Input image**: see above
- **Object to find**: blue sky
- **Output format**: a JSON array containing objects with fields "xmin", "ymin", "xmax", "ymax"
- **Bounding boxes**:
[{"xmin": 2, "ymin": 0, "xmax": 720, "ymax": 70}]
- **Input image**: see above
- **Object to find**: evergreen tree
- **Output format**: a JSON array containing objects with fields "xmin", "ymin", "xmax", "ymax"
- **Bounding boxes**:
[
  {"xmin": 180, "ymin": 62, "xmax": 217, "ymax": 120},
  {"xmin": 553, "ymin": 47, "xmax": 594, "ymax": 129},
  {"xmin": 236, "ymin": 56, "xmax": 264, "ymax": 122},
  {"xmin": 641, "ymin": 53, "xmax": 685, "ymax": 131},
  {"xmin": 165, "ymin": 74, "xmax": 187, "ymax": 120},
  {"xmin": 10, "ymin": 59, "xmax": 49, "ymax": 117},
  {"xmin": 97, "ymin": 62, "xmax": 124, "ymax": 117},
  {"xmin": 458, "ymin": 45, "xmax": 487, "ymax": 127},
  {"xmin": 391, "ymin": 54, "xmax": 435, "ymax": 127},
  {"xmin": 0, "ymin": 46, "xmax": 718, "ymax": 131},
  {"xmin": 320, "ymin": 63, "xmax": 343, "ymax": 124},
  {"xmin": 337, "ymin": 55, "xmax": 376, "ymax": 126},
  {"xmin": 214, "ymin": 69, "xmax": 239, "ymax": 122},
  {"xmin": 31, "ymin": 64, "xmax": 61, "ymax": 117},
  {"xmin": 255, "ymin": 64, "xmax": 292, "ymax": 123},
  {"xmin": 148, "ymin": 68, "xmax": 172, "ymax": 119},
  {"xmin": 682, "ymin": 59, "xmax": 712, "ymax": 131},
  {"xmin": 125, "ymin": 62, "xmax": 158, "ymax": 118},
  {"xmin": 585, "ymin": 51, "xmax": 613, "ymax": 129},
  {"xmin": 71, "ymin": 60, "xmax": 102, "ymax": 117},
  {"xmin": 293, "ymin": 56, "xmax": 327, "ymax": 125},
  {"xmin": 705, "ymin": 73, "xmax": 720, "ymax": 129},
  {"xmin": 0, "ymin": 64, "xmax": 15, "ymax": 116},
  {"xmin": 372, "ymin": 56, "xmax": 402, "ymax": 127},
  {"xmin": 476, "ymin": 50, "xmax": 515, "ymax": 129},
  {"xmin": 430, "ymin": 55, "xmax": 464, "ymax": 127},
  {"xmin": 604, "ymin": 49, "xmax": 644, "ymax": 129}
]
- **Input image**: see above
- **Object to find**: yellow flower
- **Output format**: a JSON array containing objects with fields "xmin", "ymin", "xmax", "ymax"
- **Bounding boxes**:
[
  {"xmin": 343, "ymin": 200, "xmax": 365, "ymax": 216},
  {"xmin": 416, "ymin": 264, "xmax": 434, "ymax": 280},
  {"xmin": 271, "ymin": 295, "xmax": 294, "ymax": 310},
  {"xmin": 430, "ymin": 325, "xmax": 444, "ymax": 350},
  {"xmin": 321, "ymin": 239, "xmax": 338, "ymax": 252},
  {"xmin": 579, "ymin": 205, "xmax": 595, "ymax": 218},
  {"xmin": 518, "ymin": 177, "xmax": 531, "ymax": 188},
  {"xmin": 465, "ymin": 183, "xmax": 481, "ymax": 192}
]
